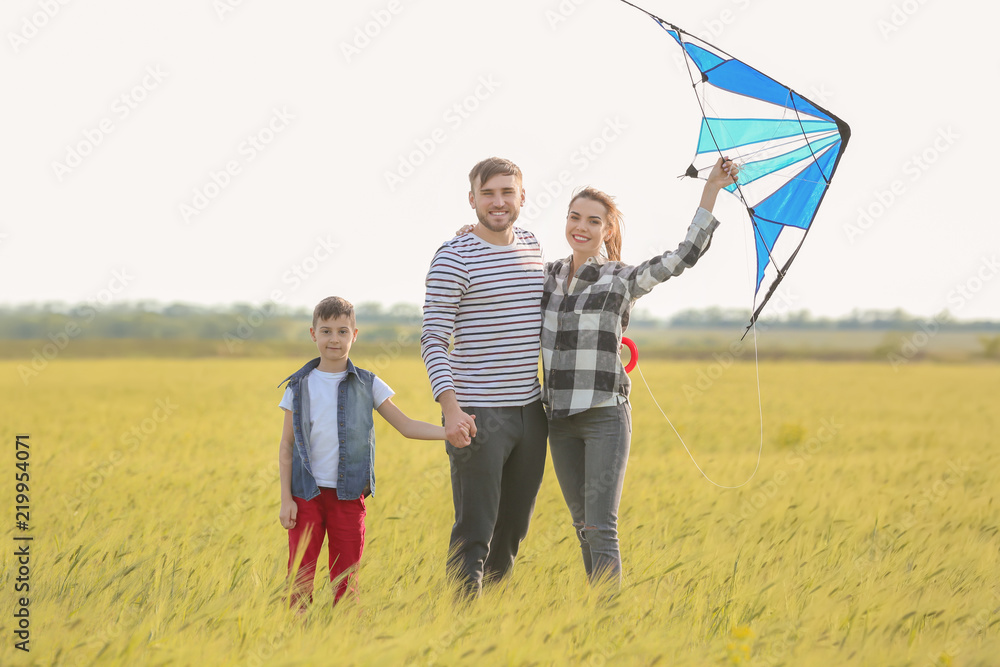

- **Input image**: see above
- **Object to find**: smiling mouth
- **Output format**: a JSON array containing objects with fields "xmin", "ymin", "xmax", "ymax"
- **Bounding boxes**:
[{"xmin": 572, "ymin": 234, "xmax": 590, "ymax": 243}]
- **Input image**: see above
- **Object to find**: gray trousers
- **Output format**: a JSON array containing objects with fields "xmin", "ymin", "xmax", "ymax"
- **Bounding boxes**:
[
  {"xmin": 445, "ymin": 400, "xmax": 548, "ymax": 597},
  {"xmin": 547, "ymin": 402, "xmax": 632, "ymax": 586}
]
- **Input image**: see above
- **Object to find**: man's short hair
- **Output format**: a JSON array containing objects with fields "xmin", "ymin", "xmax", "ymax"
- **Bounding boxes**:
[
  {"xmin": 313, "ymin": 296, "xmax": 355, "ymax": 329},
  {"xmin": 468, "ymin": 157, "xmax": 522, "ymax": 192}
]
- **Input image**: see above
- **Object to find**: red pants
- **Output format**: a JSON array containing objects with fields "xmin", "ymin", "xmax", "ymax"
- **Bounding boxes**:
[{"xmin": 287, "ymin": 488, "xmax": 366, "ymax": 609}]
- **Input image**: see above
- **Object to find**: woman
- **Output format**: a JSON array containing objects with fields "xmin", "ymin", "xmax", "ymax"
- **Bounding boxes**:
[{"xmin": 541, "ymin": 157, "xmax": 738, "ymax": 586}]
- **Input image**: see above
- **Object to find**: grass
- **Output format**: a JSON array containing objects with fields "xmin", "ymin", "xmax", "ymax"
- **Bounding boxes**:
[{"xmin": 1, "ymin": 356, "xmax": 998, "ymax": 665}]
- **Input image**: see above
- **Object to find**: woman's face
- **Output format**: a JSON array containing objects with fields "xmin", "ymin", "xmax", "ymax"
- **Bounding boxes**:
[{"xmin": 565, "ymin": 197, "xmax": 609, "ymax": 258}]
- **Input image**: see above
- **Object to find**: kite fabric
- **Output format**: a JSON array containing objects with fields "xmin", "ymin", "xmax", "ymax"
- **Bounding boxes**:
[{"xmin": 620, "ymin": 1, "xmax": 851, "ymax": 330}]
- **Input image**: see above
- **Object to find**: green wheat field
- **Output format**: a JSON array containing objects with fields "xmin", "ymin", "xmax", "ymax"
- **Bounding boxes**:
[{"xmin": 1, "ymin": 355, "xmax": 998, "ymax": 666}]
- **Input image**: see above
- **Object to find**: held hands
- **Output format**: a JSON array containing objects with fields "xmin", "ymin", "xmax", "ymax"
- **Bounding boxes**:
[
  {"xmin": 444, "ymin": 411, "xmax": 477, "ymax": 448},
  {"xmin": 279, "ymin": 498, "xmax": 297, "ymax": 530}
]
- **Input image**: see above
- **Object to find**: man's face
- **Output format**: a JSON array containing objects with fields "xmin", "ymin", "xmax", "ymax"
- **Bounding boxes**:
[{"xmin": 469, "ymin": 173, "xmax": 524, "ymax": 233}]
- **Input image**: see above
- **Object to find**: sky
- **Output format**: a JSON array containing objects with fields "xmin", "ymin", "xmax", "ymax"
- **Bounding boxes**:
[{"xmin": 2, "ymin": 0, "xmax": 997, "ymax": 321}]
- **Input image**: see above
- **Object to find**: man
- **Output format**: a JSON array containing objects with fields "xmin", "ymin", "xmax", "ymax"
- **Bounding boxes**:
[{"xmin": 421, "ymin": 157, "xmax": 548, "ymax": 597}]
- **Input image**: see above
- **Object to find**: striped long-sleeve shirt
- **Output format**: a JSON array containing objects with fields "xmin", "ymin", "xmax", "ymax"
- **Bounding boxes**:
[{"xmin": 421, "ymin": 228, "xmax": 545, "ymax": 407}]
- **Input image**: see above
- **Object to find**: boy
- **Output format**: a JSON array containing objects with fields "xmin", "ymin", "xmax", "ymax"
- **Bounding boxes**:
[{"xmin": 278, "ymin": 296, "xmax": 464, "ymax": 610}]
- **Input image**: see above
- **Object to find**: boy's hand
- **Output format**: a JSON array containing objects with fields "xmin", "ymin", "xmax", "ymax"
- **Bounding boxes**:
[
  {"xmin": 451, "ymin": 415, "xmax": 476, "ymax": 448},
  {"xmin": 445, "ymin": 411, "xmax": 476, "ymax": 448},
  {"xmin": 279, "ymin": 498, "xmax": 297, "ymax": 530},
  {"xmin": 439, "ymin": 390, "xmax": 476, "ymax": 447}
]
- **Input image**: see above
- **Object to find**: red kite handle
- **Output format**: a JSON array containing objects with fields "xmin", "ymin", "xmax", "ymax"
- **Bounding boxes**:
[{"xmin": 621, "ymin": 337, "xmax": 638, "ymax": 374}]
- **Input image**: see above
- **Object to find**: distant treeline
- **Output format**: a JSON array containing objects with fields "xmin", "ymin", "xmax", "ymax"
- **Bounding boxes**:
[
  {"xmin": 0, "ymin": 302, "xmax": 998, "ymax": 341},
  {"xmin": 652, "ymin": 306, "xmax": 1000, "ymax": 331}
]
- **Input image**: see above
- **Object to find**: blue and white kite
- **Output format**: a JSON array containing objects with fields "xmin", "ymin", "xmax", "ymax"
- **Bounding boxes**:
[{"xmin": 621, "ymin": 1, "xmax": 852, "ymax": 331}]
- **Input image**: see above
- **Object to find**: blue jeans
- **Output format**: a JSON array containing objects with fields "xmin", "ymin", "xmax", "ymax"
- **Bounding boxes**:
[{"xmin": 548, "ymin": 402, "xmax": 631, "ymax": 586}]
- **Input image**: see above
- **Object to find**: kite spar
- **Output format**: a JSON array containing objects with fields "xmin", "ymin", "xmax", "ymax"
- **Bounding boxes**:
[{"xmin": 619, "ymin": 0, "xmax": 851, "ymax": 332}]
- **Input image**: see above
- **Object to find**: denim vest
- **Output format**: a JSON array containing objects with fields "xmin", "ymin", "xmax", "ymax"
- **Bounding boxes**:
[{"xmin": 279, "ymin": 358, "xmax": 376, "ymax": 501}]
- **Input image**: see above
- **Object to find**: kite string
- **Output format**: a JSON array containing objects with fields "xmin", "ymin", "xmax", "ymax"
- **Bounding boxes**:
[
  {"xmin": 632, "ymin": 317, "xmax": 763, "ymax": 489},
  {"xmin": 620, "ymin": 180, "xmax": 764, "ymax": 488},
  {"xmin": 605, "ymin": 200, "xmax": 763, "ymax": 489}
]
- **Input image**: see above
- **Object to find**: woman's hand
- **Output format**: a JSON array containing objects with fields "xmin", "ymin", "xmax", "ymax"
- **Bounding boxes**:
[
  {"xmin": 699, "ymin": 157, "xmax": 741, "ymax": 213},
  {"xmin": 455, "ymin": 224, "xmax": 475, "ymax": 237},
  {"xmin": 707, "ymin": 156, "xmax": 740, "ymax": 190}
]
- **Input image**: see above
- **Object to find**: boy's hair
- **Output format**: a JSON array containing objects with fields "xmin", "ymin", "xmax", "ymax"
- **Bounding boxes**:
[
  {"xmin": 468, "ymin": 157, "xmax": 522, "ymax": 192},
  {"xmin": 312, "ymin": 296, "xmax": 355, "ymax": 329}
]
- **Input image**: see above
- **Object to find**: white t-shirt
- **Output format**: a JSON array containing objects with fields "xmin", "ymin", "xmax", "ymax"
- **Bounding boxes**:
[{"xmin": 279, "ymin": 368, "xmax": 394, "ymax": 488}]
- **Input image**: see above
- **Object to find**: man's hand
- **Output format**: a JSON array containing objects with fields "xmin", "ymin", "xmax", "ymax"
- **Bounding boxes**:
[
  {"xmin": 445, "ymin": 411, "xmax": 476, "ymax": 448},
  {"xmin": 439, "ymin": 390, "xmax": 477, "ymax": 448}
]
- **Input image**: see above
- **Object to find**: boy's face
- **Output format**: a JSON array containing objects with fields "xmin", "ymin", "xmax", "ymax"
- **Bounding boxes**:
[{"xmin": 310, "ymin": 314, "xmax": 357, "ymax": 369}]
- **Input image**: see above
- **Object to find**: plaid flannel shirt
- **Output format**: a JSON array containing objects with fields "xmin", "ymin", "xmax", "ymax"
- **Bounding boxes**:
[{"xmin": 540, "ymin": 207, "xmax": 720, "ymax": 419}]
